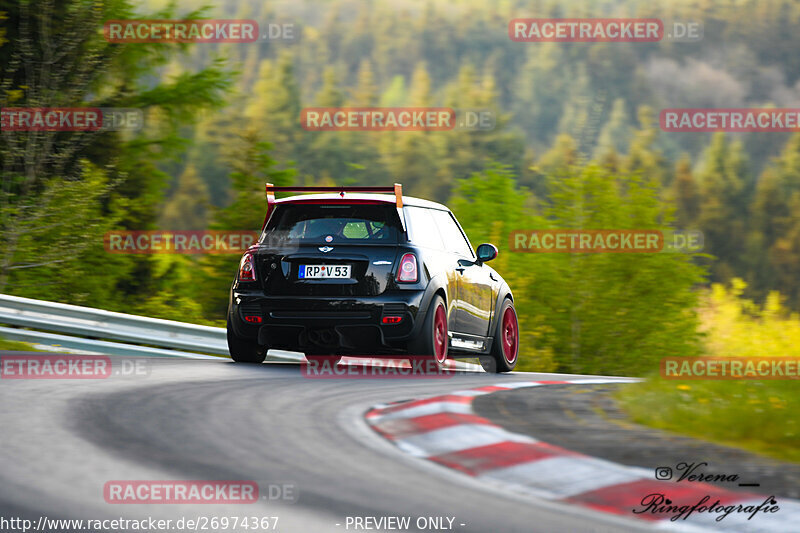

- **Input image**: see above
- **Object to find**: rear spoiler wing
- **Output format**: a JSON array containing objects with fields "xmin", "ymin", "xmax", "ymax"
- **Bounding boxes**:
[{"xmin": 262, "ymin": 183, "xmax": 403, "ymax": 229}]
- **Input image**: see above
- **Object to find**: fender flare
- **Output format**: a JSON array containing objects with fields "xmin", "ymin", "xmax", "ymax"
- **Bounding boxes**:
[
  {"xmin": 489, "ymin": 282, "xmax": 514, "ymax": 336},
  {"xmin": 409, "ymin": 274, "xmax": 449, "ymax": 338}
]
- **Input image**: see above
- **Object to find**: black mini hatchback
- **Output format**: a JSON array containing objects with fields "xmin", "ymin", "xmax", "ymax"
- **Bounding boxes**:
[{"xmin": 226, "ymin": 184, "xmax": 518, "ymax": 373}]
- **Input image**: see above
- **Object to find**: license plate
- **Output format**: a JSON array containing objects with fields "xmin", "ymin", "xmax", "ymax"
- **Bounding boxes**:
[{"xmin": 298, "ymin": 264, "xmax": 351, "ymax": 279}]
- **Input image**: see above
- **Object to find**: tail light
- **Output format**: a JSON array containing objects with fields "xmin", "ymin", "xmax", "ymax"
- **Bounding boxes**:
[
  {"xmin": 238, "ymin": 253, "xmax": 256, "ymax": 282},
  {"xmin": 396, "ymin": 253, "xmax": 418, "ymax": 283}
]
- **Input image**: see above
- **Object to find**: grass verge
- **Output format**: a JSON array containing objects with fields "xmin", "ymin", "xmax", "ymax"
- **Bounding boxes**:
[
  {"xmin": 0, "ymin": 336, "xmax": 41, "ymax": 351},
  {"xmin": 617, "ymin": 280, "xmax": 800, "ymax": 464},
  {"xmin": 617, "ymin": 378, "xmax": 799, "ymax": 463}
]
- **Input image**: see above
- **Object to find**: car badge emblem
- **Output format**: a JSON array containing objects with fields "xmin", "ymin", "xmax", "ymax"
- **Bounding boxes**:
[
  {"xmin": 325, "ymin": 235, "xmax": 333, "ymax": 242},
  {"xmin": 319, "ymin": 246, "xmax": 334, "ymax": 253},
  {"xmin": 373, "ymin": 260, "xmax": 392, "ymax": 265}
]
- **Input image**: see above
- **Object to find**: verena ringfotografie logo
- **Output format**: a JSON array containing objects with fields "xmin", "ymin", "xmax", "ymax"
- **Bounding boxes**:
[
  {"xmin": 302, "ymin": 356, "xmax": 457, "ymax": 379},
  {"xmin": 661, "ymin": 357, "xmax": 800, "ymax": 380},
  {"xmin": 633, "ymin": 493, "xmax": 779, "ymax": 523},
  {"xmin": 104, "ymin": 231, "xmax": 259, "ymax": 254},
  {"xmin": 636, "ymin": 464, "xmax": 778, "ymax": 523},
  {"xmin": 300, "ymin": 108, "xmax": 495, "ymax": 132},
  {"xmin": 661, "ymin": 109, "xmax": 800, "ymax": 132},
  {"xmin": 653, "ymin": 462, "xmax": 759, "ymax": 485},
  {"xmin": 509, "ymin": 19, "xmax": 702, "ymax": 42},
  {"xmin": 103, "ymin": 20, "xmax": 296, "ymax": 43},
  {"xmin": 1, "ymin": 108, "xmax": 143, "ymax": 131},
  {"xmin": 509, "ymin": 230, "xmax": 704, "ymax": 253}
]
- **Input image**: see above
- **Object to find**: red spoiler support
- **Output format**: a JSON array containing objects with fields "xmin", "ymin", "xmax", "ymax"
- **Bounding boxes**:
[{"xmin": 262, "ymin": 183, "xmax": 403, "ymax": 229}]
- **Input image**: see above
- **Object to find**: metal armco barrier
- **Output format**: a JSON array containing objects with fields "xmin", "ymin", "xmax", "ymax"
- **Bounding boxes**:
[
  {"xmin": 0, "ymin": 294, "xmax": 481, "ymax": 369},
  {"xmin": 0, "ymin": 294, "xmax": 228, "ymax": 355}
]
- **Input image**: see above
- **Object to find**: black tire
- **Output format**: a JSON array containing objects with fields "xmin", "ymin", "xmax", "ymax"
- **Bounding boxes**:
[
  {"xmin": 480, "ymin": 298, "xmax": 518, "ymax": 373},
  {"xmin": 227, "ymin": 317, "xmax": 266, "ymax": 363},
  {"xmin": 409, "ymin": 294, "xmax": 449, "ymax": 369}
]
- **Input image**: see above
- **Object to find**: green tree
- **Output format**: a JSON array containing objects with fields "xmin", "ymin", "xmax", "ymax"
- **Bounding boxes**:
[
  {"xmin": 160, "ymin": 165, "xmax": 210, "ymax": 231},
  {"xmin": 302, "ymin": 67, "xmax": 352, "ymax": 181},
  {"xmin": 594, "ymin": 99, "xmax": 633, "ymax": 161},
  {"xmin": 0, "ymin": 0, "xmax": 232, "ymax": 309},
  {"xmin": 748, "ymin": 134, "xmax": 800, "ymax": 306},
  {"xmin": 349, "ymin": 59, "xmax": 379, "ymax": 106},
  {"xmin": 669, "ymin": 154, "xmax": 701, "ymax": 229},
  {"xmin": 198, "ymin": 134, "xmax": 295, "ymax": 319},
  {"xmin": 449, "ymin": 163, "xmax": 555, "ymax": 371},
  {"xmin": 408, "ymin": 62, "xmax": 433, "ymax": 107},
  {"xmin": 450, "ymin": 161, "xmax": 705, "ymax": 376},
  {"xmin": 695, "ymin": 133, "xmax": 749, "ymax": 282},
  {"xmin": 541, "ymin": 163, "xmax": 705, "ymax": 375},
  {"xmin": 622, "ymin": 106, "xmax": 668, "ymax": 185},
  {"xmin": 245, "ymin": 52, "xmax": 302, "ymax": 166}
]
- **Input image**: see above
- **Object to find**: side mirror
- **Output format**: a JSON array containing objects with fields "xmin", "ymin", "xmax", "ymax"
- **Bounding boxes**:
[{"xmin": 476, "ymin": 243, "xmax": 498, "ymax": 263}]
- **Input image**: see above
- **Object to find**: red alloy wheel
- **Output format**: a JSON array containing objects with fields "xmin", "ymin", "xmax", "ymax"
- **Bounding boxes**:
[
  {"xmin": 501, "ymin": 306, "xmax": 518, "ymax": 364},
  {"xmin": 433, "ymin": 304, "xmax": 448, "ymax": 363}
]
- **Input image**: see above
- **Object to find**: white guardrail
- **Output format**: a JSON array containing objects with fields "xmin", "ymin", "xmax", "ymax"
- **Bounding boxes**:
[
  {"xmin": 0, "ymin": 293, "xmax": 245, "ymax": 359},
  {"xmin": 0, "ymin": 294, "xmax": 481, "ymax": 369}
]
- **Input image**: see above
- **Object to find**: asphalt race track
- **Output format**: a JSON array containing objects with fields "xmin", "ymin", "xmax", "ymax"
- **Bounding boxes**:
[{"xmin": 0, "ymin": 355, "xmax": 653, "ymax": 533}]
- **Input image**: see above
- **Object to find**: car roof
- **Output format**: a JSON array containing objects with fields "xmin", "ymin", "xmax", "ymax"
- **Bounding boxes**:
[{"xmin": 274, "ymin": 193, "xmax": 450, "ymax": 211}]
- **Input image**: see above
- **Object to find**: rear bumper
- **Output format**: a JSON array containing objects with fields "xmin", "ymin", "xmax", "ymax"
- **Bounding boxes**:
[{"xmin": 228, "ymin": 289, "xmax": 426, "ymax": 354}]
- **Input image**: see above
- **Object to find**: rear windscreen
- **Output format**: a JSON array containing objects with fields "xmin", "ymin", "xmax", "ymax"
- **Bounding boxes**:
[{"xmin": 263, "ymin": 204, "xmax": 403, "ymax": 244}]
